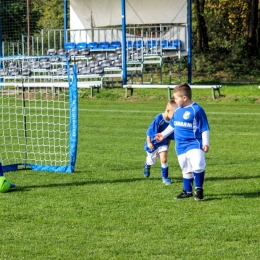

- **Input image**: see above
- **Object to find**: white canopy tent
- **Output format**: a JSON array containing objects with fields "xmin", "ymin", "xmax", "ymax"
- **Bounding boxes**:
[
  {"xmin": 69, "ymin": 0, "xmax": 192, "ymax": 83},
  {"xmin": 70, "ymin": 0, "xmax": 187, "ymax": 42}
]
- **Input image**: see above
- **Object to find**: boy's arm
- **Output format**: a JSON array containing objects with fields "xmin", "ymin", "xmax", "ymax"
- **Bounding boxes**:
[
  {"xmin": 155, "ymin": 125, "xmax": 174, "ymax": 142},
  {"xmin": 146, "ymin": 135, "xmax": 154, "ymax": 150},
  {"xmin": 202, "ymin": 130, "xmax": 209, "ymax": 152}
]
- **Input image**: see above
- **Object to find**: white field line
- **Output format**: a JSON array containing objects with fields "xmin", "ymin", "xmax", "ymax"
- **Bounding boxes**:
[{"xmin": 79, "ymin": 109, "xmax": 260, "ymax": 116}]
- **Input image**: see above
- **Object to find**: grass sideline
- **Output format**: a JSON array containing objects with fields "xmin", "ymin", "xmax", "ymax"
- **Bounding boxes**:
[{"xmin": 2, "ymin": 85, "xmax": 260, "ymax": 259}]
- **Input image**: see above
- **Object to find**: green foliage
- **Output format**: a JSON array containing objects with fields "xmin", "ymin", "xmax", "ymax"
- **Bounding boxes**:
[{"xmin": 0, "ymin": 0, "xmax": 42, "ymax": 40}]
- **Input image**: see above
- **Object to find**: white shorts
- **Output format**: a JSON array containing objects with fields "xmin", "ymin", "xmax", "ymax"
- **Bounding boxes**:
[
  {"xmin": 146, "ymin": 145, "xmax": 168, "ymax": 166},
  {"xmin": 177, "ymin": 149, "xmax": 206, "ymax": 174}
]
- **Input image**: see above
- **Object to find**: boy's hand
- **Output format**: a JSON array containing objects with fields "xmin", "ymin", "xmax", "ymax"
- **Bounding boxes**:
[
  {"xmin": 155, "ymin": 133, "xmax": 164, "ymax": 142},
  {"xmin": 202, "ymin": 145, "xmax": 209, "ymax": 152},
  {"xmin": 147, "ymin": 142, "xmax": 154, "ymax": 150}
]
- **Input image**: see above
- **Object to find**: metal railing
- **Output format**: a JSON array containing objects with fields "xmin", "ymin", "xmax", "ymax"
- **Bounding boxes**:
[{"xmin": 1, "ymin": 24, "xmax": 187, "ymax": 57}]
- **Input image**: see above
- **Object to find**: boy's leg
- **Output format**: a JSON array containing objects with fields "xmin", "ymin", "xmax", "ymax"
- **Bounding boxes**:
[
  {"xmin": 143, "ymin": 150, "xmax": 157, "ymax": 178},
  {"xmin": 0, "ymin": 163, "xmax": 3, "ymax": 176},
  {"xmin": 188, "ymin": 149, "xmax": 206, "ymax": 201},
  {"xmin": 174, "ymin": 153, "xmax": 194, "ymax": 199},
  {"xmin": 143, "ymin": 162, "xmax": 151, "ymax": 178},
  {"xmin": 159, "ymin": 150, "xmax": 171, "ymax": 185}
]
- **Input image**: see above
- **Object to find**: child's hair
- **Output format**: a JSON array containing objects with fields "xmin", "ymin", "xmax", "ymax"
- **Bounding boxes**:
[
  {"xmin": 173, "ymin": 83, "xmax": 192, "ymax": 99},
  {"xmin": 168, "ymin": 98, "xmax": 176, "ymax": 106}
]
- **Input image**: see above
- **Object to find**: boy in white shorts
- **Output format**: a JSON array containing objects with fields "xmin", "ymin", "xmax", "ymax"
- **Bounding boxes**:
[
  {"xmin": 143, "ymin": 99, "xmax": 176, "ymax": 185},
  {"xmin": 155, "ymin": 83, "xmax": 210, "ymax": 200}
]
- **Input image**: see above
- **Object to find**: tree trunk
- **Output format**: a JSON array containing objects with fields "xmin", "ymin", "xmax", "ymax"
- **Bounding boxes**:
[
  {"xmin": 246, "ymin": 0, "xmax": 258, "ymax": 55},
  {"xmin": 194, "ymin": 0, "xmax": 209, "ymax": 53}
]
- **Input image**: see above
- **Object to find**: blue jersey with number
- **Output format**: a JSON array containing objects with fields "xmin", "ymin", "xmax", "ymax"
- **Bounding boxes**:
[
  {"xmin": 144, "ymin": 113, "xmax": 175, "ymax": 153},
  {"xmin": 169, "ymin": 102, "xmax": 210, "ymax": 155}
]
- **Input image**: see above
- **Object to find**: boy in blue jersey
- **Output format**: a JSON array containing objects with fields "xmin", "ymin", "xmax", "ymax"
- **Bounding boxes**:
[
  {"xmin": 155, "ymin": 83, "xmax": 210, "ymax": 200},
  {"xmin": 144, "ymin": 99, "xmax": 176, "ymax": 185}
]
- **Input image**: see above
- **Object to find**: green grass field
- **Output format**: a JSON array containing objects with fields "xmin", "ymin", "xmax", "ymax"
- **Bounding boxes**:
[{"xmin": 1, "ymin": 85, "xmax": 260, "ymax": 259}]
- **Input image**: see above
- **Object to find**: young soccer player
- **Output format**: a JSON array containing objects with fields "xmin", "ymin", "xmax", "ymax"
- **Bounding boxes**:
[
  {"xmin": 155, "ymin": 83, "xmax": 210, "ymax": 200},
  {"xmin": 143, "ymin": 99, "xmax": 176, "ymax": 185}
]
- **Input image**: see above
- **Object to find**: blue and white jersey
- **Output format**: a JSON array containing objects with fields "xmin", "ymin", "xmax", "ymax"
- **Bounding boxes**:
[
  {"xmin": 144, "ymin": 113, "xmax": 175, "ymax": 153},
  {"xmin": 169, "ymin": 102, "xmax": 210, "ymax": 155}
]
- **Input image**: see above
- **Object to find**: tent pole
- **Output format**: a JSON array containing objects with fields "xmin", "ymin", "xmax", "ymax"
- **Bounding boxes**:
[
  {"xmin": 187, "ymin": 0, "xmax": 192, "ymax": 84},
  {"xmin": 64, "ymin": 0, "xmax": 67, "ymax": 47},
  {"xmin": 121, "ymin": 0, "xmax": 127, "ymax": 85}
]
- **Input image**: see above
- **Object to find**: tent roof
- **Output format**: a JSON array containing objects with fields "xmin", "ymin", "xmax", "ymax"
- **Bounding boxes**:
[{"xmin": 70, "ymin": 0, "xmax": 187, "ymax": 29}]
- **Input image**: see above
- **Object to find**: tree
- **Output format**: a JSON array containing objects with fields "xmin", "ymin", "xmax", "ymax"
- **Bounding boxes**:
[
  {"xmin": 245, "ymin": 0, "xmax": 259, "ymax": 55},
  {"xmin": 193, "ymin": 0, "xmax": 209, "ymax": 53},
  {"xmin": 0, "ymin": 0, "xmax": 42, "ymax": 41}
]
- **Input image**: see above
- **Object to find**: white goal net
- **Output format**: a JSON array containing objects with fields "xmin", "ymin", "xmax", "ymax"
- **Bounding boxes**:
[{"xmin": 0, "ymin": 56, "xmax": 78, "ymax": 173}]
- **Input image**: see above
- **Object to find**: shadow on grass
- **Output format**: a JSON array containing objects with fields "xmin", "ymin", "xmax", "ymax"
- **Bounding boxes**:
[
  {"xmin": 206, "ymin": 175, "xmax": 260, "ymax": 181},
  {"xmin": 12, "ymin": 176, "xmax": 181, "ymax": 192},
  {"xmin": 220, "ymin": 191, "xmax": 260, "ymax": 198}
]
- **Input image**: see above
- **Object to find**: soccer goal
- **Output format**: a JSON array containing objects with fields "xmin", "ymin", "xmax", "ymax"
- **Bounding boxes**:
[{"xmin": 0, "ymin": 56, "xmax": 78, "ymax": 173}]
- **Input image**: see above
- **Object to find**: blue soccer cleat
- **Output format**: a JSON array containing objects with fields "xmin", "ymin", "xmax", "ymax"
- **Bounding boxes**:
[
  {"xmin": 143, "ymin": 163, "xmax": 151, "ymax": 178},
  {"xmin": 10, "ymin": 183, "xmax": 16, "ymax": 188},
  {"xmin": 162, "ymin": 177, "xmax": 172, "ymax": 185}
]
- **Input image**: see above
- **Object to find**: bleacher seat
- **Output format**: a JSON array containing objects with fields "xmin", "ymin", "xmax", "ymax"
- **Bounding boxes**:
[
  {"xmin": 76, "ymin": 42, "xmax": 87, "ymax": 50},
  {"xmin": 47, "ymin": 49, "xmax": 57, "ymax": 55},
  {"xmin": 49, "ymin": 56, "xmax": 59, "ymax": 63},
  {"xmin": 28, "ymin": 57, "xmax": 38, "ymax": 63},
  {"xmin": 146, "ymin": 40, "xmax": 157, "ymax": 49},
  {"xmin": 30, "ymin": 61, "xmax": 40, "ymax": 70},
  {"xmin": 76, "ymin": 60, "xmax": 87, "ymax": 69},
  {"xmin": 95, "ymin": 53, "xmax": 106, "ymax": 63},
  {"xmin": 68, "ymin": 48, "xmax": 79, "ymax": 56},
  {"xmin": 56, "ymin": 68, "xmax": 67, "ymax": 76},
  {"xmin": 108, "ymin": 41, "xmax": 121, "ymax": 50},
  {"xmin": 126, "ymin": 41, "xmax": 133, "ymax": 48},
  {"xmin": 9, "ymin": 62, "xmax": 19, "ymax": 69},
  {"xmin": 41, "ymin": 61, "xmax": 51, "ymax": 70},
  {"xmin": 107, "ymin": 53, "xmax": 118, "ymax": 62},
  {"xmin": 57, "ymin": 48, "xmax": 67, "ymax": 55},
  {"xmin": 97, "ymin": 41, "xmax": 110, "ymax": 49},
  {"xmin": 173, "ymin": 39, "xmax": 182, "ymax": 48},
  {"xmin": 133, "ymin": 40, "xmax": 144, "ymax": 49},
  {"xmin": 22, "ymin": 61, "xmax": 31, "ymax": 69},
  {"xmin": 21, "ymin": 69, "xmax": 31, "ymax": 76},
  {"xmin": 39, "ymin": 57, "xmax": 49, "ymax": 62},
  {"xmin": 79, "ymin": 48, "xmax": 90, "ymax": 56},
  {"xmin": 113, "ymin": 59, "xmax": 122, "ymax": 67},
  {"xmin": 78, "ymin": 66, "xmax": 91, "ymax": 75},
  {"xmin": 132, "ymin": 52, "xmax": 143, "ymax": 60},
  {"xmin": 163, "ymin": 39, "xmax": 182, "ymax": 49},
  {"xmin": 158, "ymin": 40, "xmax": 168, "ymax": 48},
  {"xmin": 115, "ymin": 48, "xmax": 122, "ymax": 54},
  {"xmin": 99, "ymin": 60, "xmax": 111, "ymax": 68},
  {"xmin": 87, "ymin": 42, "xmax": 99, "ymax": 50},
  {"xmin": 0, "ymin": 68, "xmax": 9, "ymax": 76},
  {"xmin": 92, "ymin": 66, "xmax": 104, "ymax": 74},
  {"xmin": 65, "ymin": 42, "xmax": 76, "ymax": 51},
  {"xmin": 88, "ymin": 60, "xmax": 99, "ymax": 69},
  {"xmin": 9, "ymin": 68, "xmax": 20, "ymax": 76},
  {"xmin": 57, "ymin": 49, "xmax": 69, "ymax": 62}
]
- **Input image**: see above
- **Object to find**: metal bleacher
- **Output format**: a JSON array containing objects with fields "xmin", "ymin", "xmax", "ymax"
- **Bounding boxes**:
[{"xmin": 0, "ymin": 24, "xmax": 187, "ymax": 91}]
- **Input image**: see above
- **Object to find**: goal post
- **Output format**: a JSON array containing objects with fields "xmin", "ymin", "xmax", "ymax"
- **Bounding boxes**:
[{"xmin": 0, "ymin": 57, "xmax": 78, "ymax": 173}]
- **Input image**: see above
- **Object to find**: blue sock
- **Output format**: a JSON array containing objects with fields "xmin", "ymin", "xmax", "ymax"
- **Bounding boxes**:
[
  {"xmin": 0, "ymin": 163, "xmax": 3, "ymax": 176},
  {"xmin": 193, "ymin": 171, "xmax": 205, "ymax": 189},
  {"xmin": 161, "ymin": 163, "xmax": 168, "ymax": 178},
  {"xmin": 183, "ymin": 173, "xmax": 194, "ymax": 193}
]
